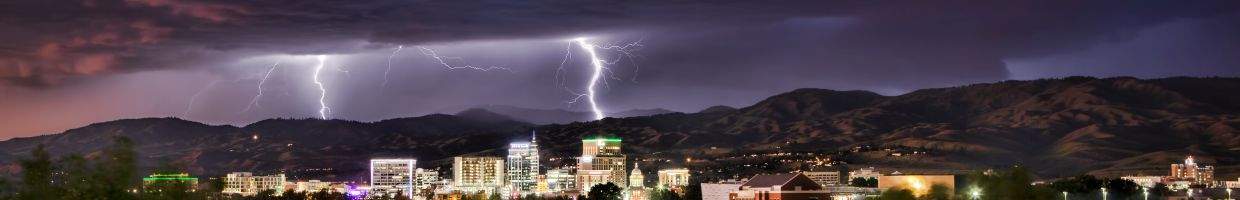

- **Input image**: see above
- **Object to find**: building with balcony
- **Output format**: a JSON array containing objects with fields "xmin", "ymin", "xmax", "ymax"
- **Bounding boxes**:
[{"xmin": 454, "ymin": 156, "xmax": 506, "ymax": 194}]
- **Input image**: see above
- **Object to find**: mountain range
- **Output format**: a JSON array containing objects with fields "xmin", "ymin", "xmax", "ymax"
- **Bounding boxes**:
[{"xmin": 1, "ymin": 76, "xmax": 1237, "ymax": 181}]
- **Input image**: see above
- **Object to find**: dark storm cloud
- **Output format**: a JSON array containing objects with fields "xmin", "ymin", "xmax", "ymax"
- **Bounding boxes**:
[
  {"xmin": 0, "ymin": 0, "xmax": 839, "ymax": 87},
  {"xmin": 4, "ymin": 0, "xmax": 1237, "ymax": 88}
]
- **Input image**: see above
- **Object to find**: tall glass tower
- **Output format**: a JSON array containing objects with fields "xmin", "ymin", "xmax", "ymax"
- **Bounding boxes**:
[{"xmin": 507, "ymin": 131, "xmax": 540, "ymax": 193}]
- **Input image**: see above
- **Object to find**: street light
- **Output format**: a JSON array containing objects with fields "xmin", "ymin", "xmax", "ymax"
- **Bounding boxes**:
[
  {"xmin": 1101, "ymin": 188, "xmax": 1107, "ymax": 200},
  {"xmin": 970, "ymin": 187, "xmax": 981, "ymax": 200},
  {"xmin": 1227, "ymin": 188, "xmax": 1233, "ymax": 200},
  {"xmin": 1187, "ymin": 188, "xmax": 1193, "ymax": 198},
  {"xmin": 1142, "ymin": 187, "xmax": 1148, "ymax": 200},
  {"xmin": 1062, "ymin": 191, "xmax": 1068, "ymax": 200}
]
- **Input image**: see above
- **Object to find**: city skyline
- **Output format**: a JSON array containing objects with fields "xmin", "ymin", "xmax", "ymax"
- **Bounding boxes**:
[{"xmin": 3, "ymin": 1, "xmax": 1240, "ymax": 200}]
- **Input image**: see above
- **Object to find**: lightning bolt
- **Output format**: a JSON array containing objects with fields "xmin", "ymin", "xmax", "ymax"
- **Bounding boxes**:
[
  {"xmin": 558, "ymin": 37, "xmax": 644, "ymax": 121},
  {"xmin": 183, "ymin": 78, "xmax": 243, "ymax": 117},
  {"xmin": 242, "ymin": 61, "xmax": 281, "ymax": 113},
  {"xmin": 183, "ymin": 80, "xmax": 223, "ymax": 117},
  {"xmin": 574, "ymin": 38, "xmax": 607, "ymax": 120},
  {"xmin": 416, "ymin": 46, "xmax": 514, "ymax": 72},
  {"xmin": 382, "ymin": 45, "xmax": 403, "ymax": 88},
  {"xmin": 313, "ymin": 55, "xmax": 331, "ymax": 119}
]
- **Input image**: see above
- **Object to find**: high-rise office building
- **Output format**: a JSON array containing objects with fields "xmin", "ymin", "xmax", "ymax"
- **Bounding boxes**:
[
  {"xmin": 371, "ymin": 158, "xmax": 417, "ymax": 197},
  {"xmin": 223, "ymin": 172, "xmax": 287, "ymax": 196},
  {"xmin": 454, "ymin": 156, "xmax": 506, "ymax": 194},
  {"xmin": 577, "ymin": 136, "xmax": 627, "ymax": 192},
  {"xmin": 507, "ymin": 132, "xmax": 540, "ymax": 193}
]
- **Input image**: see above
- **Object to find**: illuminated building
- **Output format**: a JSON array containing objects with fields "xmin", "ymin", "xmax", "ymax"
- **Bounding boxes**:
[
  {"xmin": 627, "ymin": 186, "xmax": 649, "ymax": 200},
  {"xmin": 1120, "ymin": 176, "xmax": 1163, "ymax": 188},
  {"xmin": 294, "ymin": 180, "xmax": 333, "ymax": 193},
  {"xmin": 1223, "ymin": 178, "xmax": 1239, "ymax": 188},
  {"xmin": 371, "ymin": 158, "xmax": 416, "ymax": 197},
  {"xmin": 578, "ymin": 136, "xmax": 627, "ymax": 192},
  {"xmin": 223, "ymin": 172, "xmax": 287, "ymax": 196},
  {"xmin": 802, "ymin": 171, "xmax": 844, "ymax": 187},
  {"xmin": 507, "ymin": 133, "xmax": 540, "ymax": 194},
  {"xmin": 547, "ymin": 167, "xmax": 577, "ymax": 192},
  {"xmin": 415, "ymin": 168, "xmax": 440, "ymax": 191},
  {"xmin": 627, "ymin": 163, "xmax": 649, "ymax": 200},
  {"xmin": 848, "ymin": 167, "xmax": 879, "ymax": 181},
  {"xmin": 630, "ymin": 163, "xmax": 646, "ymax": 188},
  {"xmin": 702, "ymin": 179, "xmax": 746, "ymax": 200},
  {"xmin": 535, "ymin": 175, "xmax": 551, "ymax": 193},
  {"xmin": 454, "ymin": 156, "xmax": 506, "ymax": 194},
  {"xmin": 142, "ymin": 173, "xmax": 199, "ymax": 193},
  {"xmin": 657, "ymin": 168, "xmax": 691, "ymax": 189},
  {"xmin": 729, "ymin": 173, "xmax": 831, "ymax": 200},
  {"xmin": 876, "ymin": 174, "xmax": 955, "ymax": 196},
  {"xmin": 1170, "ymin": 156, "xmax": 1214, "ymax": 185}
]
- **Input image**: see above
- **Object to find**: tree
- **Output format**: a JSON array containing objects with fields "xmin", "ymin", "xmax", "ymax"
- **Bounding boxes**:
[
  {"xmin": 588, "ymin": 183, "xmax": 624, "ymax": 200},
  {"xmin": 851, "ymin": 177, "xmax": 878, "ymax": 187},
  {"xmin": 649, "ymin": 188, "xmax": 682, "ymax": 200},
  {"xmin": 920, "ymin": 184, "xmax": 951, "ymax": 200},
  {"xmin": 252, "ymin": 189, "xmax": 278, "ymax": 200},
  {"xmin": 489, "ymin": 191, "xmax": 502, "ymax": 200},
  {"xmin": 875, "ymin": 188, "xmax": 916, "ymax": 200},
  {"xmin": 964, "ymin": 165, "xmax": 1039, "ymax": 200},
  {"xmin": 683, "ymin": 181, "xmax": 702, "ymax": 200},
  {"xmin": 18, "ymin": 144, "xmax": 60, "ymax": 200},
  {"xmin": 1150, "ymin": 183, "xmax": 1170, "ymax": 198},
  {"xmin": 1103, "ymin": 178, "xmax": 1139, "ymax": 199},
  {"xmin": 96, "ymin": 136, "xmax": 138, "ymax": 200}
]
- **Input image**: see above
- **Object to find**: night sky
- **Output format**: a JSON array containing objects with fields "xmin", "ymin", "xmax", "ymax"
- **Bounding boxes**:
[{"xmin": 1, "ymin": 1, "xmax": 1238, "ymax": 139}]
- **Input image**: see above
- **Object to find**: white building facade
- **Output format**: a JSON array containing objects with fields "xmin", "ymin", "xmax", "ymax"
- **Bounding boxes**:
[
  {"xmin": 657, "ymin": 169, "xmax": 691, "ymax": 189},
  {"xmin": 371, "ymin": 158, "xmax": 417, "ymax": 197},
  {"xmin": 223, "ymin": 172, "xmax": 287, "ymax": 196}
]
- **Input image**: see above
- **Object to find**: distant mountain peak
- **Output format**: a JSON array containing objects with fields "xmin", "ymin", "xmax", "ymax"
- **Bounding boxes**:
[{"xmin": 454, "ymin": 108, "xmax": 518, "ymax": 123}]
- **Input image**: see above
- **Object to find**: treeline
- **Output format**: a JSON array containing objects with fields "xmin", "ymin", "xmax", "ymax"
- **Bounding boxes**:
[
  {"xmin": 0, "ymin": 136, "xmax": 370, "ymax": 200},
  {"xmin": 1, "ymin": 137, "xmax": 138, "ymax": 200}
]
